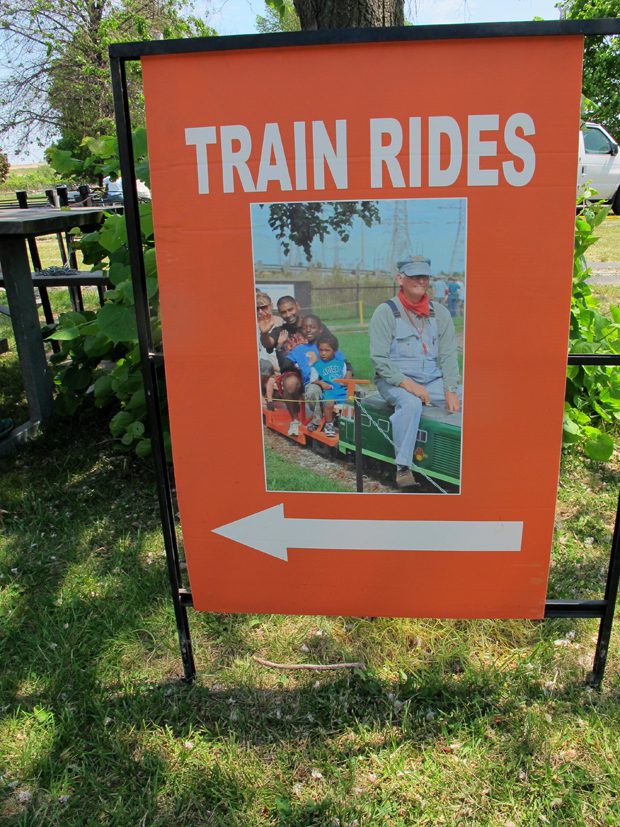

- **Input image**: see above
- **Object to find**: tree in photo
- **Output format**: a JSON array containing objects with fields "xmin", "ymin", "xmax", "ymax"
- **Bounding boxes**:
[
  {"xmin": 261, "ymin": 0, "xmax": 404, "ymax": 258},
  {"xmin": 561, "ymin": 0, "xmax": 620, "ymax": 136},
  {"xmin": 266, "ymin": 201, "xmax": 380, "ymax": 260}
]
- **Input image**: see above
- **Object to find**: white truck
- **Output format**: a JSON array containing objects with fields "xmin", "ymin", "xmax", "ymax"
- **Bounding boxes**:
[{"xmin": 578, "ymin": 122, "xmax": 620, "ymax": 214}]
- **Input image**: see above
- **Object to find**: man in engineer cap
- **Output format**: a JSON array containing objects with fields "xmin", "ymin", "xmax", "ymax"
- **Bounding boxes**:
[{"xmin": 369, "ymin": 256, "xmax": 461, "ymax": 489}]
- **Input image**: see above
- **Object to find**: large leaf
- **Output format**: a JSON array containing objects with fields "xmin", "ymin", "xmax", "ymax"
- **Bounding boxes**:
[
  {"xmin": 62, "ymin": 365, "xmax": 93, "ymax": 392},
  {"xmin": 146, "ymin": 277, "xmax": 158, "ymax": 300},
  {"xmin": 132, "ymin": 127, "xmax": 148, "ymax": 160},
  {"xmin": 49, "ymin": 326, "xmax": 81, "ymax": 341},
  {"xmin": 126, "ymin": 420, "xmax": 145, "ymax": 439},
  {"xmin": 110, "ymin": 410, "xmax": 134, "ymax": 437},
  {"xmin": 135, "ymin": 159, "xmax": 150, "ymax": 189},
  {"xmin": 108, "ymin": 280, "xmax": 135, "ymax": 306},
  {"xmin": 562, "ymin": 415, "xmax": 581, "ymax": 444},
  {"xmin": 85, "ymin": 135, "xmax": 118, "ymax": 159},
  {"xmin": 135, "ymin": 439, "xmax": 152, "ymax": 458},
  {"xmin": 83, "ymin": 332, "xmax": 113, "ymax": 359},
  {"xmin": 139, "ymin": 203, "xmax": 154, "ymax": 240},
  {"xmin": 54, "ymin": 390, "xmax": 81, "ymax": 416},
  {"xmin": 93, "ymin": 374, "xmax": 114, "ymax": 406},
  {"xmin": 144, "ymin": 248, "xmax": 157, "ymax": 278},
  {"xmin": 584, "ymin": 431, "xmax": 614, "ymax": 462},
  {"xmin": 126, "ymin": 387, "xmax": 146, "ymax": 412},
  {"xmin": 96, "ymin": 303, "xmax": 138, "ymax": 344},
  {"xmin": 108, "ymin": 261, "xmax": 132, "ymax": 286},
  {"xmin": 98, "ymin": 214, "xmax": 128, "ymax": 253},
  {"xmin": 47, "ymin": 148, "xmax": 81, "ymax": 175}
]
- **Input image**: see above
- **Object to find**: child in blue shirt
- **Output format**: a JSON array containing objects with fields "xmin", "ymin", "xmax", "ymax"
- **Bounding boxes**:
[
  {"xmin": 284, "ymin": 316, "xmax": 348, "ymax": 432},
  {"xmin": 309, "ymin": 332, "xmax": 347, "ymax": 437},
  {"xmin": 286, "ymin": 316, "xmax": 347, "ymax": 384}
]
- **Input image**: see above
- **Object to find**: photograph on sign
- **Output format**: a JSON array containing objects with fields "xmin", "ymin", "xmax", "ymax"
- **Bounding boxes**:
[{"xmin": 252, "ymin": 198, "xmax": 466, "ymax": 494}]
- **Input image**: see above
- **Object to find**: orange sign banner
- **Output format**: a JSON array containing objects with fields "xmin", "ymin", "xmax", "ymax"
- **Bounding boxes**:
[{"xmin": 142, "ymin": 35, "xmax": 583, "ymax": 618}]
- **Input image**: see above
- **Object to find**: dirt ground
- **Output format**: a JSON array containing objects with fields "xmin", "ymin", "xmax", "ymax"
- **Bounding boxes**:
[{"xmin": 264, "ymin": 428, "xmax": 455, "ymax": 495}]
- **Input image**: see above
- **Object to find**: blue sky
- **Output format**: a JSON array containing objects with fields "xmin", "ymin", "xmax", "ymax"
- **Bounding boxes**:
[
  {"xmin": 7, "ymin": 0, "xmax": 564, "ymax": 163},
  {"xmin": 250, "ymin": 198, "xmax": 467, "ymax": 274}
]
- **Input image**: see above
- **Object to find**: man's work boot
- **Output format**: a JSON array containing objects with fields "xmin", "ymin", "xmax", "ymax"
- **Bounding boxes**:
[{"xmin": 395, "ymin": 466, "xmax": 417, "ymax": 489}]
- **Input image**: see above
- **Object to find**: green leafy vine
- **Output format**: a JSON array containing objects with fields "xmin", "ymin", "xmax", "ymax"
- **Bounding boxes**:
[
  {"xmin": 47, "ymin": 128, "xmax": 167, "ymax": 459},
  {"xmin": 564, "ymin": 190, "xmax": 620, "ymax": 460}
]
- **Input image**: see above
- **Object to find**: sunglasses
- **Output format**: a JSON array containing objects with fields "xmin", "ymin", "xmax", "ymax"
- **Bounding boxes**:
[{"xmin": 256, "ymin": 304, "xmax": 271, "ymax": 311}]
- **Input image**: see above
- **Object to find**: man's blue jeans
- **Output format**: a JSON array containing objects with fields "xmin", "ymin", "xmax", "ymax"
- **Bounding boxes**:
[{"xmin": 376, "ymin": 377, "xmax": 461, "ymax": 468}]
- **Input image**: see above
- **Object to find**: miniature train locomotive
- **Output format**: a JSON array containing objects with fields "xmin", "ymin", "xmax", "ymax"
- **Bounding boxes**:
[{"xmin": 263, "ymin": 391, "xmax": 462, "ymax": 489}]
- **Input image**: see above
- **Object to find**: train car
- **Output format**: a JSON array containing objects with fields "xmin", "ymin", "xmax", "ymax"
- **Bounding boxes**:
[
  {"xmin": 263, "ymin": 391, "xmax": 462, "ymax": 489},
  {"xmin": 338, "ymin": 392, "xmax": 461, "ymax": 489}
]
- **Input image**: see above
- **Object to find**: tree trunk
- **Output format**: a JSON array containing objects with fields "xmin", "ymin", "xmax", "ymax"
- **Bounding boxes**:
[{"xmin": 293, "ymin": 0, "xmax": 404, "ymax": 30}]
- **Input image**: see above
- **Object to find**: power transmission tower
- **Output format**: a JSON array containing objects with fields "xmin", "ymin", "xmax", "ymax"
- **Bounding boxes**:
[
  {"xmin": 447, "ymin": 200, "xmax": 465, "ymax": 277},
  {"xmin": 389, "ymin": 200, "xmax": 414, "ymax": 273}
]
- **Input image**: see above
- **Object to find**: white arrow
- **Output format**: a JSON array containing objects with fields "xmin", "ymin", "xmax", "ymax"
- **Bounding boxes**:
[{"xmin": 212, "ymin": 504, "xmax": 523, "ymax": 562}]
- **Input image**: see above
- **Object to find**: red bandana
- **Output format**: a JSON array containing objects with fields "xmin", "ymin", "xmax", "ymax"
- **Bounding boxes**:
[{"xmin": 399, "ymin": 288, "xmax": 430, "ymax": 317}]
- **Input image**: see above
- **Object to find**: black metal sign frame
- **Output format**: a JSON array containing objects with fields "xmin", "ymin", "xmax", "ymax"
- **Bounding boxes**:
[{"xmin": 109, "ymin": 19, "xmax": 620, "ymax": 686}]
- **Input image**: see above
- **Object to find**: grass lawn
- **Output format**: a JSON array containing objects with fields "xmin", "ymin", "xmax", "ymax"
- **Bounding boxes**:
[
  {"xmin": 0, "ymin": 274, "xmax": 101, "ymax": 427},
  {"xmin": 587, "ymin": 214, "xmax": 620, "ymax": 263},
  {"xmin": 1, "ymin": 346, "xmax": 620, "ymax": 824},
  {"xmin": 0, "ymin": 208, "xmax": 619, "ymax": 824},
  {"xmin": 265, "ymin": 443, "xmax": 352, "ymax": 492},
  {"xmin": 592, "ymin": 284, "xmax": 620, "ymax": 315}
]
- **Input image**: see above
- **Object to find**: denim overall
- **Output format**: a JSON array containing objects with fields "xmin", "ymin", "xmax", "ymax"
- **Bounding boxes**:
[{"xmin": 376, "ymin": 300, "xmax": 456, "ymax": 468}]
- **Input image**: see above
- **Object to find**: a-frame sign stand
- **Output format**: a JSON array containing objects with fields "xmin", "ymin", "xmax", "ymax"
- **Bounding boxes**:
[{"xmin": 110, "ymin": 18, "xmax": 620, "ymax": 688}]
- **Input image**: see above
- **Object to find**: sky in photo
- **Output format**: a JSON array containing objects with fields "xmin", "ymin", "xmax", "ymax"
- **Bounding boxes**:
[{"xmin": 250, "ymin": 198, "xmax": 467, "ymax": 275}]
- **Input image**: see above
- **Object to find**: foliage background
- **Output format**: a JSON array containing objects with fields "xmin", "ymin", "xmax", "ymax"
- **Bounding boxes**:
[
  {"xmin": 0, "ymin": 0, "xmax": 214, "ymax": 160},
  {"xmin": 562, "ymin": 0, "xmax": 620, "ymax": 137}
]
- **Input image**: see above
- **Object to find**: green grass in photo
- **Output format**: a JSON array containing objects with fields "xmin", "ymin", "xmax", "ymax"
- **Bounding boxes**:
[
  {"xmin": 264, "ymin": 442, "xmax": 353, "ymax": 492},
  {"xmin": 1, "ymin": 196, "xmax": 619, "ymax": 826},
  {"xmin": 0, "ymin": 400, "xmax": 619, "ymax": 826}
]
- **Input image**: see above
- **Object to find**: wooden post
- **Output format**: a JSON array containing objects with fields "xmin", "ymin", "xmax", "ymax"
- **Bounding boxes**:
[
  {"xmin": 0, "ymin": 237, "xmax": 53, "ymax": 422},
  {"xmin": 78, "ymin": 185, "xmax": 93, "ymax": 207}
]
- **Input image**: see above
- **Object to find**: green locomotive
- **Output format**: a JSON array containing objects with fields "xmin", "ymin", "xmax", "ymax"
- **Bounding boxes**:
[{"xmin": 337, "ymin": 392, "xmax": 462, "ymax": 489}]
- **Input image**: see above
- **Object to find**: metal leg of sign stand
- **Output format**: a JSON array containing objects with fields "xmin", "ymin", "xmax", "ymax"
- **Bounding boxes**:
[
  {"xmin": 588, "ymin": 491, "xmax": 620, "ymax": 689},
  {"xmin": 145, "ymin": 357, "xmax": 196, "ymax": 683},
  {"xmin": 111, "ymin": 55, "xmax": 195, "ymax": 683},
  {"xmin": 544, "ymin": 488, "xmax": 619, "ymax": 687},
  {"xmin": 543, "ymin": 486, "xmax": 619, "ymax": 690},
  {"xmin": 545, "ymin": 354, "xmax": 620, "ymax": 690},
  {"xmin": 354, "ymin": 391, "xmax": 364, "ymax": 493},
  {"xmin": 544, "ymin": 508, "xmax": 620, "ymax": 688}
]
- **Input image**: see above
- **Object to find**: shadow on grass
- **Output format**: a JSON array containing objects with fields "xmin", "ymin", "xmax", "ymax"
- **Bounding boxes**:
[
  {"xmin": 0, "ymin": 350, "xmax": 28, "ymax": 425},
  {"xmin": 0, "ymin": 408, "xmax": 619, "ymax": 825}
]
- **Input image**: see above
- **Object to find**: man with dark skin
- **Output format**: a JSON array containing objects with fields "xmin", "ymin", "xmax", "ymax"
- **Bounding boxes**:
[
  {"xmin": 260, "ymin": 296, "xmax": 307, "ymax": 436},
  {"xmin": 281, "ymin": 315, "xmax": 350, "ymax": 432}
]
